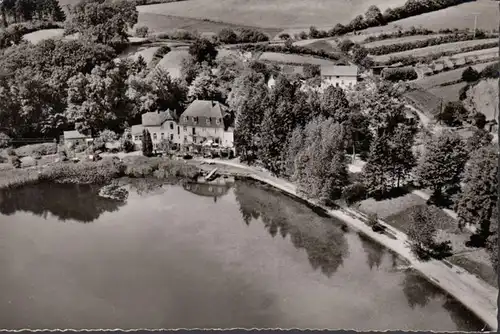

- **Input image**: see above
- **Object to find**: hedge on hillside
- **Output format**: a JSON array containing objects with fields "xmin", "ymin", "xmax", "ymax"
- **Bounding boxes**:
[
  {"xmin": 480, "ymin": 62, "xmax": 499, "ymax": 79},
  {"xmin": 383, "ymin": 41, "xmax": 500, "ymax": 66},
  {"xmin": 367, "ymin": 32, "xmax": 494, "ymax": 56},
  {"xmin": 217, "ymin": 28, "xmax": 269, "ymax": 44},
  {"xmin": 381, "ymin": 67, "xmax": 418, "ymax": 82},
  {"xmin": 0, "ymin": 20, "xmax": 63, "ymax": 49},
  {"xmin": 236, "ymin": 43, "xmax": 340, "ymax": 61}
]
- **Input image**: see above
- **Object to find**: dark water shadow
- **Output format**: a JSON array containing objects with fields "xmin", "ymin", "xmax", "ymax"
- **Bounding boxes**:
[
  {"xmin": 233, "ymin": 180, "xmax": 348, "ymax": 278},
  {"xmin": 0, "ymin": 182, "xmax": 126, "ymax": 223}
]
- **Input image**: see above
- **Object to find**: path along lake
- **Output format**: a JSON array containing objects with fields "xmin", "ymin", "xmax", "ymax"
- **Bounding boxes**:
[{"xmin": 0, "ymin": 179, "xmax": 487, "ymax": 330}]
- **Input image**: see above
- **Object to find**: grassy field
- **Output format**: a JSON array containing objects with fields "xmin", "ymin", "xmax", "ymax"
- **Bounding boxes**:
[
  {"xmin": 415, "ymin": 60, "xmax": 497, "ymax": 89},
  {"xmin": 363, "ymin": 34, "xmax": 445, "ymax": 48},
  {"xmin": 360, "ymin": 0, "xmax": 499, "ymax": 34},
  {"xmin": 258, "ymin": 52, "xmax": 337, "ymax": 66},
  {"xmin": 451, "ymin": 47, "xmax": 499, "ymax": 61},
  {"xmin": 372, "ymin": 38, "xmax": 499, "ymax": 62},
  {"xmin": 154, "ymin": 47, "xmax": 189, "ymax": 78},
  {"xmin": 22, "ymin": 28, "xmax": 65, "ymax": 44},
  {"xmin": 404, "ymin": 89, "xmax": 443, "ymax": 116},
  {"xmin": 136, "ymin": 12, "xmax": 282, "ymax": 36},
  {"xmin": 428, "ymin": 82, "xmax": 467, "ymax": 102},
  {"xmin": 295, "ymin": 40, "xmax": 338, "ymax": 53},
  {"xmin": 137, "ymin": 0, "xmax": 408, "ymax": 30}
]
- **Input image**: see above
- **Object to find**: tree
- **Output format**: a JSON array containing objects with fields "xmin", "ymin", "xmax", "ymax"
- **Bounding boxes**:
[
  {"xmin": 456, "ymin": 145, "xmax": 498, "ymax": 246},
  {"xmin": 407, "ymin": 206, "xmax": 438, "ymax": 259},
  {"xmin": 343, "ymin": 109, "xmax": 372, "ymax": 161},
  {"xmin": 437, "ymin": 101, "xmax": 468, "ymax": 126},
  {"xmin": 473, "ymin": 112, "xmax": 487, "ymax": 129},
  {"xmin": 416, "ymin": 130, "xmax": 468, "ymax": 199},
  {"xmin": 362, "ymin": 135, "xmax": 392, "ymax": 197},
  {"xmin": 120, "ymin": 129, "xmax": 134, "ymax": 152},
  {"xmin": 188, "ymin": 68, "xmax": 223, "ymax": 102},
  {"xmin": 351, "ymin": 44, "xmax": 369, "ymax": 64},
  {"xmin": 0, "ymin": 132, "xmax": 11, "ymax": 148},
  {"xmin": 466, "ymin": 128, "xmax": 493, "ymax": 153},
  {"xmin": 486, "ymin": 205, "xmax": 498, "ymax": 273},
  {"xmin": 365, "ymin": 5, "xmax": 384, "ymax": 25},
  {"xmin": 339, "ymin": 39, "xmax": 354, "ymax": 53},
  {"xmin": 461, "ymin": 66, "xmax": 480, "ymax": 83},
  {"xmin": 10, "ymin": 155, "xmax": 21, "ymax": 168},
  {"xmin": 309, "ymin": 26, "xmax": 320, "ymax": 38},
  {"xmin": 303, "ymin": 64, "xmax": 320, "ymax": 79},
  {"xmin": 66, "ymin": 0, "xmax": 138, "ymax": 47},
  {"xmin": 278, "ymin": 33, "xmax": 290, "ymax": 40},
  {"xmin": 283, "ymin": 125, "xmax": 305, "ymax": 179},
  {"xmin": 295, "ymin": 118, "xmax": 349, "ymax": 204},
  {"xmin": 388, "ymin": 123, "xmax": 416, "ymax": 188},
  {"xmin": 135, "ymin": 26, "xmax": 149, "ymax": 38},
  {"xmin": 188, "ymin": 38, "xmax": 218, "ymax": 65},
  {"xmin": 217, "ymin": 28, "xmax": 238, "ymax": 44},
  {"xmin": 141, "ymin": 129, "xmax": 153, "ymax": 156},
  {"xmin": 328, "ymin": 23, "xmax": 347, "ymax": 36},
  {"xmin": 348, "ymin": 15, "xmax": 366, "ymax": 31},
  {"xmin": 320, "ymin": 85, "xmax": 350, "ymax": 122}
]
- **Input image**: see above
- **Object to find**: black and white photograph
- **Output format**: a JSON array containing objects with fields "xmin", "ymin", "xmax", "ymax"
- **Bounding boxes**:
[{"xmin": 0, "ymin": 0, "xmax": 498, "ymax": 331}]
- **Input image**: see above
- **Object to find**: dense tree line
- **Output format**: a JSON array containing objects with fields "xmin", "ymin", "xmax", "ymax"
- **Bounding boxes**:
[
  {"xmin": 367, "ymin": 32, "xmax": 495, "ymax": 56},
  {"xmin": 236, "ymin": 43, "xmax": 340, "ymax": 61},
  {"xmin": 217, "ymin": 27, "xmax": 269, "ymax": 44},
  {"xmin": 0, "ymin": 0, "xmax": 65, "ymax": 26},
  {"xmin": 381, "ymin": 67, "xmax": 418, "ymax": 82},
  {"xmin": 0, "ymin": 20, "xmax": 62, "ymax": 49}
]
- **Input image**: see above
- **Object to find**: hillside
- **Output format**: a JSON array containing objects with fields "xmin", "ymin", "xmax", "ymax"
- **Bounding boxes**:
[{"xmin": 464, "ymin": 78, "xmax": 499, "ymax": 121}]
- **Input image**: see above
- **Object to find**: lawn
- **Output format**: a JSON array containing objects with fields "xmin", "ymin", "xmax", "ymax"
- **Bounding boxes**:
[
  {"xmin": 415, "ymin": 60, "xmax": 498, "ymax": 89},
  {"xmin": 137, "ymin": 0, "xmax": 408, "ymax": 30},
  {"xmin": 22, "ymin": 28, "xmax": 64, "ymax": 44},
  {"xmin": 428, "ymin": 82, "xmax": 467, "ymax": 102},
  {"xmin": 372, "ymin": 38, "xmax": 499, "ymax": 62},
  {"xmin": 363, "ymin": 34, "xmax": 445, "ymax": 48},
  {"xmin": 136, "ymin": 12, "xmax": 282, "ymax": 37},
  {"xmin": 154, "ymin": 47, "xmax": 189, "ymax": 78},
  {"xmin": 360, "ymin": 0, "xmax": 500, "ymax": 33},
  {"xmin": 464, "ymin": 78, "xmax": 499, "ymax": 121},
  {"xmin": 258, "ymin": 52, "xmax": 337, "ymax": 66},
  {"xmin": 357, "ymin": 192, "xmax": 427, "ymax": 220},
  {"xmin": 403, "ymin": 89, "xmax": 443, "ymax": 116}
]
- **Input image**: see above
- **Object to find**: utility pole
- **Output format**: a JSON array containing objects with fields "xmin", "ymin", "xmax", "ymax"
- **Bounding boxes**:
[{"xmin": 472, "ymin": 13, "xmax": 479, "ymax": 39}]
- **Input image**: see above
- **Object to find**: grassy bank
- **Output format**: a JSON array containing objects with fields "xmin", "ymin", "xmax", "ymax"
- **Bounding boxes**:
[{"xmin": 0, "ymin": 156, "xmax": 200, "ymax": 189}]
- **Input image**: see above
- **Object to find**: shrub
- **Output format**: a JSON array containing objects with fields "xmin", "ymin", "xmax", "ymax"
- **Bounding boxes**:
[
  {"xmin": 10, "ymin": 156, "xmax": 21, "ymax": 169},
  {"xmin": 279, "ymin": 33, "xmax": 290, "ymax": 40},
  {"xmin": 6, "ymin": 148, "xmax": 16, "ymax": 156},
  {"xmin": 32, "ymin": 151, "xmax": 42, "ymax": 160},
  {"xmin": 15, "ymin": 143, "xmax": 57, "ymax": 158},
  {"xmin": 238, "ymin": 28, "xmax": 269, "ymax": 43},
  {"xmin": 123, "ymin": 156, "xmax": 162, "ymax": 177},
  {"xmin": 437, "ymin": 101, "xmax": 468, "ymax": 126},
  {"xmin": 461, "ymin": 66, "xmax": 480, "ymax": 82},
  {"xmin": 153, "ymin": 159, "xmax": 199, "ymax": 179},
  {"xmin": 458, "ymin": 84, "xmax": 469, "ymax": 101},
  {"xmin": 135, "ymin": 26, "xmax": 149, "ymax": 38},
  {"xmin": 39, "ymin": 158, "xmax": 124, "ymax": 184},
  {"xmin": 342, "ymin": 182, "xmax": 367, "ymax": 205},
  {"xmin": 58, "ymin": 150, "xmax": 68, "ymax": 162},
  {"xmin": 217, "ymin": 28, "xmax": 238, "ymax": 44},
  {"xmin": 480, "ymin": 62, "xmax": 499, "ymax": 79},
  {"xmin": 381, "ymin": 67, "xmax": 418, "ymax": 82},
  {"xmin": 0, "ymin": 133, "xmax": 11, "ymax": 149},
  {"xmin": 154, "ymin": 45, "xmax": 171, "ymax": 59},
  {"xmin": 339, "ymin": 39, "xmax": 354, "ymax": 53}
]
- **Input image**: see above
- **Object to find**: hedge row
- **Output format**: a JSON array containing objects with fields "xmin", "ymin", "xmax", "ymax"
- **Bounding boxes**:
[
  {"xmin": 363, "ymin": 27, "xmax": 435, "ymax": 43},
  {"xmin": 236, "ymin": 44, "xmax": 340, "ymax": 61},
  {"xmin": 0, "ymin": 20, "xmax": 63, "ymax": 49},
  {"xmin": 217, "ymin": 28, "xmax": 269, "ymax": 44},
  {"xmin": 384, "ymin": 41, "xmax": 500, "ymax": 66},
  {"xmin": 381, "ymin": 67, "xmax": 418, "ymax": 82},
  {"xmin": 367, "ymin": 32, "xmax": 495, "ymax": 56}
]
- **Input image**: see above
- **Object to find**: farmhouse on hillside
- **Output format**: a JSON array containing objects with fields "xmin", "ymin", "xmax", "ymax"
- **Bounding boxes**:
[
  {"xmin": 131, "ymin": 100, "xmax": 234, "ymax": 153},
  {"xmin": 63, "ymin": 130, "xmax": 93, "ymax": 150},
  {"xmin": 320, "ymin": 65, "xmax": 358, "ymax": 90}
]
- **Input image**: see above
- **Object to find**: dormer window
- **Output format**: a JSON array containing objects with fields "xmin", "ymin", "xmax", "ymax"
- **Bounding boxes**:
[
  {"xmin": 206, "ymin": 118, "xmax": 211, "ymax": 125},
  {"xmin": 193, "ymin": 116, "xmax": 198, "ymax": 124},
  {"xmin": 216, "ymin": 118, "xmax": 221, "ymax": 125},
  {"xmin": 185, "ymin": 116, "xmax": 188, "ymax": 122}
]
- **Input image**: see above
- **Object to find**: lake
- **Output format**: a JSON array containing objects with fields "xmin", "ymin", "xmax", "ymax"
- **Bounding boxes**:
[{"xmin": 0, "ymin": 179, "xmax": 486, "ymax": 330}]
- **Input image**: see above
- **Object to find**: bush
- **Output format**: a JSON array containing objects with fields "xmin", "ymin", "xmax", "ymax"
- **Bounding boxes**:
[
  {"xmin": 39, "ymin": 158, "xmax": 125, "ymax": 184},
  {"xmin": 342, "ymin": 182, "xmax": 367, "ymax": 205},
  {"xmin": 15, "ymin": 143, "xmax": 57, "ymax": 158},
  {"xmin": 122, "ymin": 139, "xmax": 135, "ymax": 153},
  {"xmin": 279, "ymin": 33, "xmax": 290, "ymax": 40},
  {"xmin": 480, "ymin": 62, "xmax": 499, "ymax": 79},
  {"xmin": 123, "ymin": 156, "xmax": 162, "ymax": 177},
  {"xmin": 458, "ymin": 84, "xmax": 469, "ymax": 101},
  {"xmin": 339, "ymin": 39, "xmax": 354, "ymax": 53},
  {"xmin": 0, "ymin": 133, "xmax": 11, "ymax": 149},
  {"xmin": 363, "ymin": 27, "xmax": 434, "ymax": 43},
  {"xmin": 437, "ymin": 101, "xmax": 468, "ymax": 126},
  {"xmin": 58, "ymin": 150, "xmax": 68, "ymax": 162},
  {"xmin": 32, "ymin": 152, "xmax": 42, "ymax": 160},
  {"xmin": 461, "ymin": 66, "xmax": 480, "ymax": 82},
  {"xmin": 154, "ymin": 45, "xmax": 171, "ymax": 59},
  {"xmin": 473, "ymin": 112, "xmax": 487, "ymax": 129},
  {"xmin": 381, "ymin": 67, "xmax": 418, "ymax": 81},
  {"xmin": 6, "ymin": 148, "xmax": 16, "ymax": 156},
  {"xmin": 153, "ymin": 159, "xmax": 199, "ymax": 179},
  {"xmin": 135, "ymin": 26, "xmax": 149, "ymax": 38},
  {"xmin": 10, "ymin": 156, "xmax": 21, "ymax": 169}
]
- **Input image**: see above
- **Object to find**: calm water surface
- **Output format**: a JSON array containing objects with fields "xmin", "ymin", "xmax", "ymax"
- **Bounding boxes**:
[{"xmin": 0, "ymin": 179, "xmax": 486, "ymax": 330}]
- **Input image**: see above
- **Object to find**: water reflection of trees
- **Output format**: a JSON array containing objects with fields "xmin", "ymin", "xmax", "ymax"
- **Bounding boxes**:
[
  {"xmin": 0, "ymin": 183, "xmax": 125, "ymax": 223},
  {"xmin": 233, "ymin": 180, "xmax": 348, "ymax": 278},
  {"xmin": 182, "ymin": 182, "xmax": 231, "ymax": 201},
  {"xmin": 359, "ymin": 234, "xmax": 385, "ymax": 270}
]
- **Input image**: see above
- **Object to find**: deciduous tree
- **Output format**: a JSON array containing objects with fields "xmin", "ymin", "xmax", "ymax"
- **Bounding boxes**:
[{"xmin": 407, "ymin": 206, "xmax": 438, "ymax": 258}]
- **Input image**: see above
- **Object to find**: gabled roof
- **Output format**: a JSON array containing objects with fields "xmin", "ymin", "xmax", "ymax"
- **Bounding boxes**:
[
  {"xmin": 141, "ymin": 110, "xmax": 174, "ymax": 126},
  {"xmin": 181, "ymin": 100, "xmax": 227, "ymax": 119},
  {"xmin": 321, "ymin": 65, "xmax": 358, "ymax": 77},
  {"xmin": 131, "ymin": 124, "xmax": 144, "ymax": 134},
  {"xmin": 63, "ymin": 130, "xmax": 90, "ymax": 140}
]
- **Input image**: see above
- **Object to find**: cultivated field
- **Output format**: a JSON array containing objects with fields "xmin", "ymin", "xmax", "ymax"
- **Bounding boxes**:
[
  {"xmin": 415, "ymin": 60, "xmax": 498, "ymax": 89},
  {"xmin": 451, "ymin": 47, "xmax": 499, "ymax": 61},
  {"xmin": 258, "ymin": 52, "xmax": 337, "ymax": 66},
  {"xmin": 363, "ymin": 34, "xmax": 445, "ymax": 48},
  {"xmin": 137, "ymin": 0, "xmax": 408, "ymax": 30},
  {"xmin": 154, "ymin": 47, "xmax": 189, "ymax": 78},
  {"xmin": 136, "ymin": 12, "xmax": 282, "ymax": 36},
  {"xmin": 359, "ymin": 0, "xmax": 500, "ymax": 34},
  {"xmin": 372, "ymin": 38, "xmax": 499, "ymax": 62},
  {"xmin": 22, "ymin": 28, "xmax": 64, "ymax": 44}
]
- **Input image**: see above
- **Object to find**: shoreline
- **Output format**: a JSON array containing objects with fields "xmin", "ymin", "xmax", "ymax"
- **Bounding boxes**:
[{"xmin": 197, "ymin": 158, "xmax": 498, "ymax": 331}]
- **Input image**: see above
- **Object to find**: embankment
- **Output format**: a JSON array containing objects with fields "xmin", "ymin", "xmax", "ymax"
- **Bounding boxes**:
[{"xmin": 200, "ymin": 158, "xmax": 498, "ymax": 331}]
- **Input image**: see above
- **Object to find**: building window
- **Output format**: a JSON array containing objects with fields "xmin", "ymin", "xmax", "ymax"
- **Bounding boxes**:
[
  {"xmin": 170, "ymin": 134, "xmax": 173, "ymax": 140},
  {"xmin": 153, "ymin": 133, "xmax": 157, "ymax": 140},
  {"xmin": 170, "ymin": 122, "xmax": 174, "ymax": 130},
  {"xmin": 177, "ymin": 126, "xmax": 180, "ymax": 135},
  {"xmin": 335, "ymin": 82, "xmax": 339, "ymax": 87},
  {"xmin": 193, "ymin": 116, "xmax": 198, "ymax": 124},
  {"xmin": 185, "ymin": 116, "xmax": 189, "ymax": 122},
  {"xmin": 161, "ymin": 133, "xmax": 164, "ymax": 139},
  {"xmin": 192, "ymin": 127, "xmax": 196, "ymax": 135},
  {"xmin": 183, "ymin": 126, "xmax": 187, "ymax": 132},
  {"xmin": 336, "ymin": 76, "xmax": 339, "ymax": 78},
  {"xmin": 216, "ymin": 118, "xmax": 221, "ymax": 125},
  {"xmin": 134, "ymin": 135, "xmax": 139, "ymax": 141},
  {"xmin": 206, "ymin": 118, "xmax": 211, "ymax": 125}
]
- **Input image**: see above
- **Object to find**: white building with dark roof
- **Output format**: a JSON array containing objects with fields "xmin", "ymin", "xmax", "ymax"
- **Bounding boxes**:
[
  {"xmin": 320, "ymin": 65, "xmax": 358, "ymax": 90},
  {"xmin": 178, "ymin": 100, "xmax": 233, "ymax": 148},
  {"xmin": 63, "ymin": 130, "xmax": 93, "ymax": 150},
  {"xmin": 131, "ymin": 109, "xmax": 176, "ymax": 150}
]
